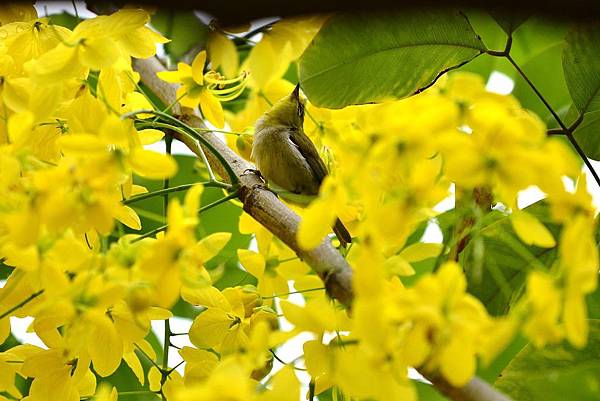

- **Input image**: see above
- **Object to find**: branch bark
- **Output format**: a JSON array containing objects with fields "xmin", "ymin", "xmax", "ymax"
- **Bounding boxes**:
[{"xmin": 133, "ymin": 56, "xmax": 512, "ymax": 401}]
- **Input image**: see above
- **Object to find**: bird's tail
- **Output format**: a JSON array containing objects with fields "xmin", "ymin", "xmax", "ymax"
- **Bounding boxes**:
[{"xmin": 333, "ymin": 218, "xmax": 352, "ymax": 248}]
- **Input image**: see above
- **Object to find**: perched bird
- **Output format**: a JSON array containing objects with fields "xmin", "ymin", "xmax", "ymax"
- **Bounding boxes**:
[{"xmin": 251, "ymin": 84, "xmax": 352, "ymax": 246}]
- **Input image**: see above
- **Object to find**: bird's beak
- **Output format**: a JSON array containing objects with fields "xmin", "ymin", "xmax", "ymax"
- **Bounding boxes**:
[{"xmin": 292, "ymin": 83, "xmax": 301, "ymax": 99}]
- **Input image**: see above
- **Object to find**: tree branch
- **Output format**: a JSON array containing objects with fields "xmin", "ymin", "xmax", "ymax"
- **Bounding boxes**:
[{"xmin": 132, "ymin": 56, "xmax": 512, "ymax": 401}]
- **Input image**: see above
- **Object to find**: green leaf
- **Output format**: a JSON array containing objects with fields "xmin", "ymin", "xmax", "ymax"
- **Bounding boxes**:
[
  {"xmin": 458, "ymin": 11, "xmax": 511, "ymax": 80},
  {"xmin": 477, "ymin": 333, "xmax": 528, "ymax": 383},
  {"xmin": 495, "ymin": 320, "xmax": 600, "ymax": 401},
  {"xmin": 563, "ymin": 24, "xmax": 600, "ymax": 159},
  {"xmin": 48, "ymin": 12, "xmax": 81, "ymax": 30},
  {"xmin": 150, "ymin": 11, "xmax": 209, "ymax": 61},
  {"xmin": 461, "ymin": 201, "xmax": 560, "ymax": 316},
  {"xmin": 563, "ymin": 24, "xmax": 600, "ymax": 114},
  {"xmin": 298, "ymin": 10, "xmax": 486, "ymax": 108},
  {"xmin": 573, "ymin": 110, "xmax": 600, "ymax": 161},
  {"xmin": 509, "ymin": 19, "xmax": 570, "ymax": 126},
  {"xmin": 490, "ymin": 11, "xmax": 530, "ymax": 35}
]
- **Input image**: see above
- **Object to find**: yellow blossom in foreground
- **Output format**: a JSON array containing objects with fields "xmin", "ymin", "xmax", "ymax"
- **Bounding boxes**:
[{"xmin": 157, "ymin": 50, "xmax": 248, "ymax": 128}]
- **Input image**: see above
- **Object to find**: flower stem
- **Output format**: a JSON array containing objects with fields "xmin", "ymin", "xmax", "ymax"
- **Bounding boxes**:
[
  {"xmin": 0, "ymin": 290, "xmax": 44, "ymax": 320},
  {"xmin": 262, "ymin": 287, "xmax": 325, "ymax": 299},
  {"xmin": 124, "ymin": 110, "xmax": 237, "ymax": 184},
  {"xmin": 123, "ymin": 182, "xmax": 232, "ymax": 205},
  {"xmin": 140, "ymin": 120, "xmax": 217, "ymax": 182}
]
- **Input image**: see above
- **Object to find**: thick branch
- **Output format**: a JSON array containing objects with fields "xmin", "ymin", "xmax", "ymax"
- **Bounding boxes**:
[{"xmin": 133, "ymin": 56, "xmax": 512, "ymax": 401}]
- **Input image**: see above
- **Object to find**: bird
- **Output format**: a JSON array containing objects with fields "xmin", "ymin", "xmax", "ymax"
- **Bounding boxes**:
[{"xmin": 251, "ymin": 84, "xmax": 352, "ymax": 247}]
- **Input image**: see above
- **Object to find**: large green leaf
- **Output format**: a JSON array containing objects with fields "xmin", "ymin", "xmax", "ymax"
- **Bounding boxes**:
[
  {"xmin": 563, "ymin": 25, "xmax": 600, "ymax": 159},
  {"xmin": 572, "ymin": 110, "xmax": 600, "ymax": 161},
  {"xmin": 460, "ymin": 202, "xmax": 560, "ymax": 316},
  {"xmin": 150, "ymin": 10, "xmax": 210, "ymax": 61},
  {"xmin": 563, "ymin": 24, "xmax": 600, "ymax": 114},
  {"xmin": 509, "ymin": 19, "xmax": 570, "ymax": 127},
  {"xmin": 490, "ymin": 11, "xmax": 530, "ymax": 36},
  {"xmin": 458, "ymin": 11, "xmax": 511, "ymax": 81},
  {"xmin": 495, "ymin": 320, "xmax": 600, "ymax": 401},
  {"xmin": 298, "ymin": 10, "xmax": 486, "ymax": 108}
]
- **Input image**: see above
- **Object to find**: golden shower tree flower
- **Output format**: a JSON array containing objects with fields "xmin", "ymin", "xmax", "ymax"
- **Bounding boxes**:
[{"xmin": 157, "ymin": 50, "xmax": 248, "ymax": 128}]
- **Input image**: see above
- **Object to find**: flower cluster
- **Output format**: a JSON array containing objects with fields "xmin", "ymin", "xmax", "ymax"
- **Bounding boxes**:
[{"xmin": 0, "ymin": 4, "xmax": 598, "ymax": 401}]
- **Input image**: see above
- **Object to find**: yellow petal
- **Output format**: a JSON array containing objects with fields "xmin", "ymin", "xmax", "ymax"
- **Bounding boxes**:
[
  {"xmin": 118, "ymin": 26, "xmax": 168, "ymax": 59},
  {"xmin": 246, "ymin": 37, "xmax": 286, "ymax": 89},
  {"xmin": 131, "ymin": 184, "xmax": 148, "ymax": 196},
  {"xmin": 88, "ymin": 312, "xmax": 123, "ymax": 377},
  {"xmin": 129, "ymin": 148, "xmax": 178, "ymax": 179},
  {"xmin": 564, "ymin": 294, "xmax": 588, "ymax": 348},
  {"xmin": 439, "ymin": 338, "xmax": 475, "ymax": 387},
  {"xmin": 511, "ymin": 210, "xmax": 556, "ymax": 248},
  {"xmin": 196, "ymin": 232, "xmax": 232, "ymax": 261},
  {"xmin": 237, "ymin": 249, "xmax": 265, "ymax": 280},
  {"xmin": 399, "ymin": 242, "xmax": 443, "ymax": 262},
  {"xmin": 297, "ymin": 200, "xmax": 336, "ymax": 250},
  {"xmin": 191, "ymin": 51, "xmax": 206, "ymax": 85},
  {"xmin": 0, "ymin": 318, "xmax": 11, "ymax": 345},
  {"xmin": 123, "ymin": 92, "xmax": 154, "ymax": 119},
  {"xmin": 7, "ymin": 111, "xmax": 34, "ymax": 147},
  {"xmin": 181, "ymin": 286, "xmax": 230, "ymax": 310},
  {"xmin": 76, "ymin": 369, "xmax": 97, "ymax": 397},
  {"xmin": 179, "ymin": 346, "xmax": 218, "ymax": 384},
  {"xmin": 148, "ymin": 365, "xmax": 162, "ymax": 392},
  {"xmin": 188, "ymin": 308, "xmax": 232, "ymax": 348},
  {"xmin": 383, "ymin": 255, "xmax": 415, "ymax": 276},
  {"xmin": 257, "ymin": 366, "xmax": 299, "ymax": 401},
  {"xmin": 303, "ymin": 340, "xmax": 329, "ymax": 377},
  {"xmin": 113, "ymin": 205, "xmax": 141, "ymax": 230},
  {"xmin": 26, "ymin": 44, "xmax": 86, "ymax": 84},
  {"xmin": 123, "ymin": 351, "xmax": 145, "ymax": 385},
  {"xmin": 138, "ymin": 129, "xmax": 165, "ymax": 145},
  {"xmin": 199, "ymin": 90, "xmax": 225, "ymax": 128},
  {"xmin": 58, "ymin": 134, "xmax": 107, "ymax": 155},
  {"xmin": 209, "ymin": 32, "xmax": 239, "ymax": 78},
  {"xmin": 157, "ymin": 70, "xmax": 181, "ymax": 83},
  {"xmin": 79, "ymin": 37, "xmax": 119, "ymax": 70}
]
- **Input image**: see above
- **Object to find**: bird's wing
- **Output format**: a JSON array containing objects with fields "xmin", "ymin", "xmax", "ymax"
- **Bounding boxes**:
[{"xmin": 288, "ymin": 129, "xmax": 328, "ymax": 184}]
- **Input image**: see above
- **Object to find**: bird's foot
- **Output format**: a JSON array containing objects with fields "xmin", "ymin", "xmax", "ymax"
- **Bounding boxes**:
[
  {"xmin": 242, "ymin": 169, "xmax": 276, "ymax": 195},
  {"xmin": 242, "ymin": 168, "xmax": 266, "ymax": 182}
]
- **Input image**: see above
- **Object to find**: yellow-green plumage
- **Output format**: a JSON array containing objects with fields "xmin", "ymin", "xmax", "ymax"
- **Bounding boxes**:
[{"xmin": 251, "ymin": 85, "xmax": 352, "ymax": 246}]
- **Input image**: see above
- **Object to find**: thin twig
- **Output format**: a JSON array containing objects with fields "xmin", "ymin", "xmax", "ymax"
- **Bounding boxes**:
[
  {"xmin": 122, "ymin": 182, "xmax": 231, "ymax": 205},
  {"xmin": 504, "ymin": 54, "xmax": 600, "ymax": 188},
  {"xmin": 134, "ymin": 343, "xmax": 162, "ymax": 370}
]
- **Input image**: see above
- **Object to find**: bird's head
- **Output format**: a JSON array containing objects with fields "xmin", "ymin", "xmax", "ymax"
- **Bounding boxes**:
[{"xmin": 260, "ymin": 84, "xmax": 307, "ymax": 129}]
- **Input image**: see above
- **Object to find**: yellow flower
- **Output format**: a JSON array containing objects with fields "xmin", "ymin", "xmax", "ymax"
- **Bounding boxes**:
[
  {"xmin": 174, "ymin": 357, "xmax": 254, "ymax": 401},
  {"xmin": 25, "ymin": 9, "xmax": 167, "ymax": 84},
  {"xmin": 244, "ymin": 16, "xmax": 326, "ymax": 88},
  {"xmin": 20, "ymin": 346, "xmax": 96, "ymax": 401},
  {"xmin": 186, "ymin": 286, "xmax": 250, "ymax": 354},
  {"xmin": 157, "ymin": 50, "xmax": 248, "ymax": 128},
  {"xmin": 237, "ymin": 243, "xmax": 310, "ymax": 302},
  {"xmin": 523, "ymin": 271, "xmax": 563, "ymax": 347}
]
